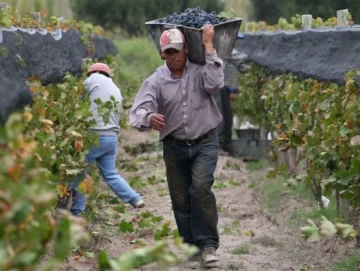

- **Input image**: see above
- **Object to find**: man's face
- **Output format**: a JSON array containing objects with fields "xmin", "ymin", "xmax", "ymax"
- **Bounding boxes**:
[{"xmin": 161, "ymin": 45, "xmax": 188, "ymax": 71}]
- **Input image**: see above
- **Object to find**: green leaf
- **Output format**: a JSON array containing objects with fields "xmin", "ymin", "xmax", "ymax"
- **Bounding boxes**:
[
  {"xmin": 98, "ymin": 251, "xmax": 112, "ymax": 271},
  {"xmin": 339, "ymin": 126, "xmax": 351, "ymax": 137},
  {"xmin": 119, "ymin": 220, "xmax": 134, "ymax": 233},
  {"xmin": 290, "ymin": 134, "xmax": 302, "ymax": 146},
  {"xmin": 218, "ymin": 9, "xmax": 235, "ymax": 19},
  {"xmin": 15, "ymin": 53, "xmax": 26, "ymax": 67},
  {"xmin": 345, "ymin": 100, "xmax": 358, "ymax": 111},
  {"xmin": 285, "ymin": 178, "xmax": 298, "ymax": 188},
  {"xmin": 338, "ymin": 178, "xmax": 351, "ymax": 186},
  {"xmin": 130, "ymin": 239, "xmax": 149, "ymax": 247},
  {"xmin": 172, "ymin": 229, "xmax": 180, "ymax": 239},
  {"xmin": 325, "ymin": 176, "xmax": 337, "ymax": 184},
  {"xmin": 154, "ymin": 222, "xmax": 171, "ymax": 240},
  {"xmin": 298, "ymin": 91, "xmax": 310, "ymax": 103},
  {"xmin": 335, "ymin": 223, "xmax": 357, "ymax": 239},
  {"xmin": 13, "ymin": 251, "xmax": 38, "ymax": 267},
  {"xmin": 285, "ymin": 86, "xmax": 297, "ymax": 101},
  {"xmin": 52, "ymin": 218, "xmax": 72, "ymax": 259},
  {"xmin": 319, "ymin": 100, "xmax": 330, "ymax": 111},
  {"xmin": 300, "ymin": 219, "xmax": 321, "ymax": 242},
  {"xmin": 151, "ymin": 215, "xmax": 164, "ymax": 223},
  {"xmin": 35, "ymin": 259, "xmax": 61, "ymax": 271},
  {"xmin": 84, "ymin": 252, "xmax": 95, "ymax": 258},
  {"xmin": 60, "ymin": 138, "xmax": 70, "ymax": 148},
  {"xmin": 0, "ymin": 47, "xmax": 8, "ymax": 58},
  {"xmin": 113, "ymin": 204, "xmax": 126, "ymax": 213},
  {"xmin": 295, "ymin": 174, "xmax": 309, "ymax": 182},
  {"xmin": 65, "ymin": 169, "xmax": 81, "ymax": 175},
  {"xmin": 266, "ymin": 168, "xmax": 278, "ymax": 179},
  {"xmin": 319, "ymin": 216, "xmax": 337, "ymax": 237},
  {"xmin": 106, "ymin": 196, "xmax": 120, "ymax": 204},
  {"xmin": 139, "ymin": 211, "xmax": 152, "ymax": 218},
  {"xmin": 139, "ymin": 218, "xmax": 152, "ymax": 228}
]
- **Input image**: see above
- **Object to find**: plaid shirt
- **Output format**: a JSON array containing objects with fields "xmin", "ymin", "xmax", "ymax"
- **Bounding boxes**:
[{"xmin": 223, "ymin": 49, "xmax": 248, "ymax": 90}]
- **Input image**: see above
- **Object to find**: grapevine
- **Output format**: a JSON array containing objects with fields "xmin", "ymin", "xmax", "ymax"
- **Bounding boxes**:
[{"xmin": 236, "ymin": 13, "xmax": 360, "ymax": 244}]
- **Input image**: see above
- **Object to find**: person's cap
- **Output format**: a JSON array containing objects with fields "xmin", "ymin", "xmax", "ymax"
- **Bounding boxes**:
[
  {"xmin": 87, "ymin": 63, "xmax": 111, "ymax": 76},
  {"xmin": 160, "ymin": 28, "xmax": 185, "ymax": 52},
  {"xmin": 237, "ymin": 32, "xmax": 245, "ymax": 39}
]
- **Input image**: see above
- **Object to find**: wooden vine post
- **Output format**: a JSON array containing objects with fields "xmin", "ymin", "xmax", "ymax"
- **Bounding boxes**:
[
  {"xmin": 337, "ymin": 9, "xmax": 349, "ymax": 27},
  {"xmin": 302, "ymin": 14, "xmax": 312, "ymax": 29}
]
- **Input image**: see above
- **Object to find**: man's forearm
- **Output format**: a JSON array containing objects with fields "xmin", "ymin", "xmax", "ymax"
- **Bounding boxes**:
[{"xmin": 204, "ymin": 43, "xmax": 214, "ymax": 53}]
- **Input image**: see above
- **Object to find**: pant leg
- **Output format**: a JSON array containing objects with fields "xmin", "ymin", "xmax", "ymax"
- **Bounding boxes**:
[
  {"xmin": 70, "ymin": 152, "xmax": 95, "ymax": 216},
  {"xmin": 70, "ymin": 177, "xmax": 86, "ymax": 216},
  {"xmin": 221, "ymin": 88, "xmax": 233, "ymax": 145},
  {"xmin": 96, "ymin": 136, "xmax": 142, "ymax": 205},
  {"xmin": 163, "ymin": 140, "xmax": 194, "ymax": 245},
  {"xmin": 190, "ymin": 134, "xmax": 219, "ymax": 250}
]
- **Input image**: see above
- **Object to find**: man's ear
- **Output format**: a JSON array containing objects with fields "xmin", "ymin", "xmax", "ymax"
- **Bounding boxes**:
[
  {"xmin": 184, "ymin": 44, "xmax": 189, "ymax": 54},
  {"xmin": 159, "ymin": 50, "xmax": 165, "ymax": 60}
]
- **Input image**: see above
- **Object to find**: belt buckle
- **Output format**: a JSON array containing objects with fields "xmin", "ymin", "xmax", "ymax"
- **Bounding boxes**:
[{"xmin": 186, "ymin": 140, "xmax": 193, "ymax": 146}]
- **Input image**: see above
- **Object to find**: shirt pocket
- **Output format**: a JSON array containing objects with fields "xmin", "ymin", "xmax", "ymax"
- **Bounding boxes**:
[
  {"xmin": 191, "ymin": 76, "xmax": 208, "ymax": 110},
  {"xmin": 160, "ymin": 84, "xmax": 179, "ymax": 107}
]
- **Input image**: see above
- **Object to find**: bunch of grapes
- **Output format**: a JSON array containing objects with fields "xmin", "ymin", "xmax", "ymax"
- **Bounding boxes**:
[{"xmin": 157, "ymin": 6, "xmax": 227, "ymax": 28}]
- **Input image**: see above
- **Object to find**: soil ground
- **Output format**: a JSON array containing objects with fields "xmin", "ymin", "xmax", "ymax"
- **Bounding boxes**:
[{"xmin": 59, "ymin": 128, "xmax": 358, "ymax": 271}]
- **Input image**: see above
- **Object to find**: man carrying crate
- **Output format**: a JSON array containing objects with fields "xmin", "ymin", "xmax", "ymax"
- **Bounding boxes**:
[{"xmin": 130, "ymin": 25, "xmax": 224, "ymax": 266}]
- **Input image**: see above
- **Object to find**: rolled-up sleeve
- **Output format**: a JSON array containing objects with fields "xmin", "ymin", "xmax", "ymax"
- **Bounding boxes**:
[
  {"xmin": 129, "ymin": 78, "xmax": 158, "ymax": 129},
  {"xmin": 201, "ymin": 50, "xmax": 224, "ymax": 95}
]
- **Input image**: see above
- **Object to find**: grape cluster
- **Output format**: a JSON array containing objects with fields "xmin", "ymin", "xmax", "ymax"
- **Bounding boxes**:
[{"xmin": 157, "ymin": 6, "xmax": 227, "ymax": 29}]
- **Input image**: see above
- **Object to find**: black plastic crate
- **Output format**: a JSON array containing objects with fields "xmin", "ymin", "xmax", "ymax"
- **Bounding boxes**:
[
  {"xmin": 230, "ymin": 139, "xmax": 273, "ymax": 161},
  {"xmin": 145, "ymin": 18, "xmax": 243, "ymax": 65},
  {"xmin": 235, "ymin": 128, "xmax": 260, "ymax": 140}
]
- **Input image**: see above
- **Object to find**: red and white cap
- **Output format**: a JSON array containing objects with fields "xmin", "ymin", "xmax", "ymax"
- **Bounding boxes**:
[
  {"xmin": 160, "ymin": 28, "xmax": 185, "ymax": 52},
  {"xmin": 87, "ymin": 63, "xmax": 111, "ymax": 76}
]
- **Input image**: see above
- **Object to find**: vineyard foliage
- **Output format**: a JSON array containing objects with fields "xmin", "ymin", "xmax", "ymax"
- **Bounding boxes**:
[
  {"xmin": 1, "ymin": 0, "xmax": 73, "ymax": 19},
  {"xmin": 0, "ymin": 5, "xmax": 100, "ymax": 270},
  {"xmin": 244, "ymin": 13, "xmax": 352, "ymax": 32},
  {"xmin": 0, "ymin": 6, "xmax": 196, "ymax": 270},
  {"xmin": 235, "ymin": 15, "xmax": 359, "ymax": 241}
]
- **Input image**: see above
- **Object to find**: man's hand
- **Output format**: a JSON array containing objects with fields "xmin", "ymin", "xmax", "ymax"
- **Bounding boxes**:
[
  {"xmin": 150, "ymin": 113, "xmax": 165, "ymax": 131},
  {"xmin": 201, "ymin": 24, "xmax": 214, "ymax": 53}
]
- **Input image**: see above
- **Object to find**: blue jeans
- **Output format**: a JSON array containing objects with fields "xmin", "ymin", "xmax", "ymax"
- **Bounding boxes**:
[
  {"xmin": 70, "ymin": 135, "xmax": 142, "ymax": 216},
  {"xmin": 162, "ymin": 132, "xmax": 219, "ymax": 250}
]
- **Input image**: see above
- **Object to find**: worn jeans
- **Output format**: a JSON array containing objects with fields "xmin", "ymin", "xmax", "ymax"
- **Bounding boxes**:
[
  {"xmin": 70, "ymin": 135, "xmax": 142, "ymax": 216},
  {"xmin": 162, "ymin": 132, "xmax": 219, "ymax": 250}
]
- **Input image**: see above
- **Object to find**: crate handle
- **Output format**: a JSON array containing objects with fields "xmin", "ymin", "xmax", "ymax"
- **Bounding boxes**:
[{"xmin": 164, "ymin": 24, "xmax": 178, "ymax": 29}]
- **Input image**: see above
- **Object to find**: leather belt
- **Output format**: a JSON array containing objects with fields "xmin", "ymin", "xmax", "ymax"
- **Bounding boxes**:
[{"xmin": 163, "ymin": 129, "xmax": 216, "ymax": 146}]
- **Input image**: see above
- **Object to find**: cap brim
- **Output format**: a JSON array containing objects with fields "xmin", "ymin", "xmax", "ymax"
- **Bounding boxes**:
[{"xmin": 161, "ymin": 43, "xmax": 184, "ymax": 52}]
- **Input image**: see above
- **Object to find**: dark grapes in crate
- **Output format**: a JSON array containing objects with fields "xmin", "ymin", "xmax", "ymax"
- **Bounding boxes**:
[
  {"xmin": 157, "ymin": 6, "xmax": 228, "ymax": 29},
  {"xmin": 145, "ymin": 7, "xmax": 243, "ymax": 64}
]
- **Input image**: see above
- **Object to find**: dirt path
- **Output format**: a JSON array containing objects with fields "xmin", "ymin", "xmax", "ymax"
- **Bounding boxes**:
[{"xmin": 59, "ymin": 128, "xmax": 353, "ymax": 271}]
